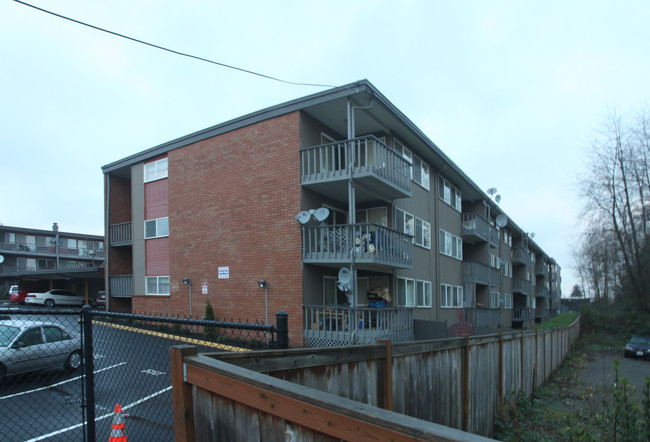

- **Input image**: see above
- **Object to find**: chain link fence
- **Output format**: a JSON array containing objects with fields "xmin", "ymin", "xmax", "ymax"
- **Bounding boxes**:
[{"xmin": 0, "ymin": 306, "xmax": 285, "ymax": 441}]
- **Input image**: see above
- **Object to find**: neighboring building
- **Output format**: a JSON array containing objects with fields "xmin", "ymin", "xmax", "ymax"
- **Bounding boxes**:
[
  {"xmin": 0, "ymin": 223, "xmax": 104, "ymax": 302},
  {"xmin": 102, "ymin": 80, "xmax": 561, "ymax": 347}
]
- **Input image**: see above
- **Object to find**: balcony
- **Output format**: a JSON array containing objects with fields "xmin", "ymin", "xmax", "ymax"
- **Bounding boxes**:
[
  {"xmin": 535, "ymin": 286, "xmax": 550, "ymax": 299},
  {"xmin": 463, "ymin": 308, "xmax": 501, "ymax": 329},
  {"xmin": 512, "ymin": 307, "xmax": 532, "ymax": 322},
  {"xmin": 301, "ymin": 136, "xmax": 411, "ymax": 204},
  {"xmin": 109, "ymin": 222, "xmax": 132, "ymax": 247},
  {"xmin": 302, "ymin": 223, "xmax": 412, "ymax": 270},
  {"xmin": 462, "ymin": 261, "xmax": 500, "ymax": 286},
  {"xmin": 535, "ymin": 261, "xmax": 548, "ymax": 277},
  {"xmin": 0, "ymin": 241, "xmax": 104, "ymax": 258},
  {"xmin": 303, "ymin": 304, "xmax": 414, "ymax": 347},
  {"xmin": 461, "ymin": 213, "xmax": 489, "ymax": 244},
  {"xmin": 512, "ymin": 247, "xmax": 532, "ymax": 266},
  {"xmin": 110, "ymin": 275, "xmax": 133, "ymax": 298},
  {"xmin": 512, "ymin": 278, "xmax": 532, "ymax": 295}
]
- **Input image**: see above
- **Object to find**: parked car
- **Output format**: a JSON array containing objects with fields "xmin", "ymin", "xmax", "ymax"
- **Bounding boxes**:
[
  {"xmin": 24, "ymin": 289, "xmax": 85, "ymax": 307},
  {"xmin": 7, "ymin": 285, "xmax": 19, "ymax": 298},
  {"xmin": 9, "ymin": 290, "xmax": 28, "ymax": 304},
  {"xmin": 94, "ymin": 290, "xmax": 106, "ymax": 309},
  {"xmin": 624, "ymin": 335, "xmax": 650, "ymax": 359},
  {"xmin": 0, "ymin": 319, "xmax": 82, "ymax": 383}
]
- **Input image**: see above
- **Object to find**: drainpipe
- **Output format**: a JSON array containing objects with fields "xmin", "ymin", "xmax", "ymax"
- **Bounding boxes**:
[
  {"xmin": 346, "ymin": 97, "xmax": 373, "ymax": 309},
  {"xmin": 105, "ymin": 174, "xmax": 110, "ymax": 312}
]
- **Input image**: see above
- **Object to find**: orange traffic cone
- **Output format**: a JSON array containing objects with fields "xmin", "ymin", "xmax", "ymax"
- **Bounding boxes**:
[{"xmin": 109, "ymin": 403, "xmax": 127, "ymax": 441}]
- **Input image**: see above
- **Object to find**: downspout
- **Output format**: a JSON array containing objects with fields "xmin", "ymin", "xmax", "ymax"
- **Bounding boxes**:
[
  {"xmin": 346, "ymin": 97, "xmax": 373, "ymax": 309},
  {"xmin": 105, "ymin": 173, "xmax": 110, "ymax": 311}
]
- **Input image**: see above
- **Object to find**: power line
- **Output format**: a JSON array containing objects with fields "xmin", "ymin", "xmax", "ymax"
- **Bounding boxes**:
[{"xmin": 14, "ymin": 0, "xmax": 336, "ymax": 88}]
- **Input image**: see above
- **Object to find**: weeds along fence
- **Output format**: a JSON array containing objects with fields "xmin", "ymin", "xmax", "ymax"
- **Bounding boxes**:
[
  {"xmin": 0, "ymin": 306, "xmax": 283, "ymax": 442},
  {"xmin": 171, "ymin": 316, "xmax": 580, "ymax": 439}
]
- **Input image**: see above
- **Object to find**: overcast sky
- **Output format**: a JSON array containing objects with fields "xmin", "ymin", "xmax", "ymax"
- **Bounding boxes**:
[{"xmin": 2, "ymin": 0, "xmax": 650, "ymax": 298}]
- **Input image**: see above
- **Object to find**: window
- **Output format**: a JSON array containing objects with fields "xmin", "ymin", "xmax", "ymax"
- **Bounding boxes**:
[
  {"xmin": 145, "ymin": 217, "xmax": 169, "ymax": 239},
  {"xmin": 439, "ymin": 229, "xmax": 462, "ymax": 260},
  {"xmin": 144, "ymin": 158, "xmax": 168, "ymax": 182},
  {"xmin": 416, "ymin": 280, "xmax": 432, "ymax": 307},
  {"xmin": 44, "ymin": 326, "xmax": 70, "ymax": 343},
  {"xmin": 21, "ymin": 328, "xmax": 44, "ymax": 346},
  {"xmin": 489, "ymin": 291, "xmax": 499, "ymax": 308},
  {"xmin": 503, "ymin": 230, "xmax": 512, "ymax": 247},
  {"xmin": 396, "ymin": 208, "xmax": 414, "ymax": 237},
  {"xmin": 440, "ymin": 284, "xmax": 463, "ymax": 308},
  {"xmin": 438, "ymin": 176, "xmax": 462, "ymax": 211},
  {"xmin": 504, "ymin": 293, "xmax": 513, "ymax": 309},
  {"xmin": 503, "ymin": 261, "xmax": 512, "ymax": 278},
  {"xmin": 415, "ymin": 218, "xmax": 431, "ymax": 249},
  {"xmin": 413, "ymin": 156, "xmax": 430, "ymax": 190},
  {"xmin": 394, "ymin": 139, "xmax": 413, "ymax": 179},
  {"xmin": 397, "ymin": 277, "xmax": 415, "ymax": 307},
  {"xmin": 146, "ymin": 276, "xmax": 170, "ymax": 295}
]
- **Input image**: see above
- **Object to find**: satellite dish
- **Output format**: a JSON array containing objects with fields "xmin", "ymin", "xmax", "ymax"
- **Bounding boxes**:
[
  {"xmin": 495, "ymin": 195, "xmax": 501, "ymax": 204},
  {"xmin": 0, "ymin": 255, "xmax": 4, "ymax": 264},
  {"xmin": 337, "ymin": 267, "xmax": 352, "ymax": 292},
  {"xmin": 295, "ymin": 211, "xmax": 311, "ymax": 225},
  {"xmin": 487, "ymin": 187, "xmax": 497, "ymax": 196},
  {"xmin": 495, "ymin": 214, "xmax": 508, "ymax": 228},
  {"xmin": 530, "ymin": 232, "xmax": 535, "ymax": 238},
  {"xmin": 313, "ymin": 207, "xmax": 330, "ymax": 222}
]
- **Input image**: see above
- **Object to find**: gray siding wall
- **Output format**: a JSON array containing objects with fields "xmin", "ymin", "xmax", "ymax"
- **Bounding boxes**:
[{"xmin": 131, "ymin": 163, "xmax": 145, "ymax": 295}]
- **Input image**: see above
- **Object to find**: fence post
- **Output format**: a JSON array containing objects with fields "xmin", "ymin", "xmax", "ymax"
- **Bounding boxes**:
[
  {"xmin": 462, "ymin": 334, "xmax": 470, "ymax": 433},
  {"xmin": 378, "ymin": 340, "xmax": 393, "ymax": 411},
  {"xmin": 171, "ymin": 345, "xmax": 198, "ymax": 442},
  {"xmin": 276, "ymin": 311, "xmax": 289, "ymax": 349},
  {"xmin": 81, "ymin": 305, "xmax": 95, "ymax": 442}
]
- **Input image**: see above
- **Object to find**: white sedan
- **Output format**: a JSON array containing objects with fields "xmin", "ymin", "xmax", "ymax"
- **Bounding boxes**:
[{"xmin": 24, "ymin": 289, "xmax": 85, "ymax": 307}]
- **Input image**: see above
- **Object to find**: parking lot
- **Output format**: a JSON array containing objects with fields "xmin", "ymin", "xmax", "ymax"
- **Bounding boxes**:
[{"xmin": 0, "ymin": 304, "xmax": 226, "ymax": 441}]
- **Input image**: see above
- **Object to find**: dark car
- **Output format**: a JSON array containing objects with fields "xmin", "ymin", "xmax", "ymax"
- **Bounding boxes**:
[
  {"xmin": 94, "ymin": 291, "xmax": 106, "ymax": 309},
  {"xmin": 624, "ymin": 335, "xmax": 650, "ymax": 359}
]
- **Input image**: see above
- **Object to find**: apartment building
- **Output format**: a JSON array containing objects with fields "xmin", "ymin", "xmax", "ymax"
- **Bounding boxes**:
[
  {"xmin": 102, "ymin": 80, "xmax": 561, "ymax": 347},
  {"xmin": 0, "ymin": 223, "xmax": 104, "ymax": 301}
]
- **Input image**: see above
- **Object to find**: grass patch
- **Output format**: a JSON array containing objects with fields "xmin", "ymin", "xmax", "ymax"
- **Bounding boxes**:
[{"xmin": 535, "ymin": 312, "xmax": 579, "ymax": 330}]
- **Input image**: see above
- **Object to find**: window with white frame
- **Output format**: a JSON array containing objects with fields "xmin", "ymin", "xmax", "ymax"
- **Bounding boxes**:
[
  {"xmin": 394, "ymin": 139, "xmax": 413, "ymax": 179},
  {"xmin": 413, "ymin": 156, "xmax": 430, "ymax": 190},
  {"xmin": 415, "ymin": 218, "xmax": 431, "ymax": 249},
  {"xmin": 396, "ymin": 208, "xmax": 415, "ymax": 237},
  {"xmin": 144, "ymin": 158, "xmax": 168, "ymax": 182},
  {"xmin": 489, "ymin": 291, "xmax": 500, "ymax": 308},
  {"xmin": 503, "ymin": 261, "xmax": 512, "ymax": 278},
  {"xmin": 503, "ymin": 230, "xmax": 512, "ymax": 247},
  {"xmin": 397, "ymin": 277, "xmax": 415, "ymax": 307},
  {"xmin": 145, "ymin": 217, "xmax": 169, "ymax": 239},
  {"xmin": 528, "ymin": 296, "xmax": 536, "ymax": 309},
  {"xmin": 438, "ymin": 176, "xmax": 462, "ymax": 211},
  {"xmin": 416, "ymin": 280, "xmax": 432, "ymax": 307},
  {"xmin": 440, "ymin": 284, "xmax": 463, "ymax": 308},
  {"xmin": 504, "ymin": 293, "xmax": 513, "ymax": 309},
  {"xmin": 146, "ymin": 276, "xmax": 170, "ymax": 295},
  {"xmin": 439, "ymin": 229, "xmax": 462, "ymax": 260}
]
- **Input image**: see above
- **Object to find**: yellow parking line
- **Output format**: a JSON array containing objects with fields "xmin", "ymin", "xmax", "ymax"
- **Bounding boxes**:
[{"xmin": 94, "ymin": 321, "xmax": 250, "ymax": 352}]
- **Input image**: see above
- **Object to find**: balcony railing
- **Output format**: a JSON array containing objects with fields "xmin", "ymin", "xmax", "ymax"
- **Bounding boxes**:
[
  {"xmin": 462, "ymin": 261, "xmax": 500, "ymax": 286},
  {"xmin": 110, "ymin": 275, "xmax": 133, "ymax": 298},
  {"xmin": 535, "ymin": 286, "xmax": 550, "ymax": 298},
  {"xmin": 512, "ymin": 307, "xmax": 532, "ymax": 322},
  {"xmin": 461, "ymin": 213, "xmax": 489, "ymax": 244},
  {"xmin": 0, "ymin": 241, "xmax": 105, "ymax": 258},
  {"xmin": 303, "ymin": 304, "xmax": 414, "ymax": 347},
  {"xmin": 512, "ymin": 278, "xmax": 532, "ymax": 295},
  {"xmin": 535, "ymin": 261, "xmax": 549, "ymax": 277},
  {"xmin": 302, "ymin": 223, "xmax": 412, "ymax": 269},
  {"xmin": 463, "ymin": 308, "xmax": 501, "ymax": 329},
  {"xmin": 300, "ymin": 136, "xmax": 411, "ymax": 202},
  {"xmin": 109, "ymin": 222, "xmax": 133, "ymax": 246},
  {"xmin": 512, "ymin": 247, "xmax": 532, "ymax": 266}
]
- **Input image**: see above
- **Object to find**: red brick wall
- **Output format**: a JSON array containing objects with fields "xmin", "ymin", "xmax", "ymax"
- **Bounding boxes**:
[
  {"xmin": 144, "ymin": 178, "xmax": 169, "ymax": 220},
  {"xmin": 133, "ymin": 112, "xmax": 305, "ymax": 346},
  {"xmin": 108, "ymin": 176, "xmax": 132, "ymax": 225},
  {"xmin": 145, "ymin": 237, "xmax": 170, "ymax": 275}
]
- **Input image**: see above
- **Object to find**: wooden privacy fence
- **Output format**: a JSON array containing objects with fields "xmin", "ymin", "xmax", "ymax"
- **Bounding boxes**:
[{"xmin": 171, "ymin": 317, "xmax": 580, "ymax": 439}]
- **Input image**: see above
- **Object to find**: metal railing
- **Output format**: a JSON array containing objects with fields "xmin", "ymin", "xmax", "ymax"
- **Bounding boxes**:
[
  {"xmin": 512, "ymin": 247, "xmax": 532, "ymax": 266},
  {"xmin": 0, "ymin": 241, "xmax": 104, "ymax": 258},
  {"xmin": 303, "ymin": 304, "xmax": 414, "ymax": 347},
  {"xmin": 512, "ymin": 278, "xmax": 532, "ymax": 295},
  {"xmin": 512, "ymin": 307, "xmax": 532, "ymax": 321},
  {"xmin": 460, "ymin": 212, "xmax": 490, "ymax": 243},
  {"xmin": 109, "ymin": 222, "xmax": 132, "ymax": 246},
  {"xmin": 463, "ymin": 307, "xmax": 501, "ymax": 328},
  {"xmin": 300, "ymin": 135, "xmax": 411, "ymax": 195},
  {"xmin": 463, "ymin": 261, "xmax": 500, "ymax": 286},
  {"xmin": 302, "ymin": 223, "xmax": 412, "ymax": 268},
  {"xmin": 109, "ymin": 275, "xmax": 133, "ymax": 298}
]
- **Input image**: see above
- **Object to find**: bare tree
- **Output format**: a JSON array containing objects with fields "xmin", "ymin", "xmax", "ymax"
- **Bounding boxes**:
[{"xmin": 578, "ymin": 109, "xmax": 650, "ymax": 311}]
